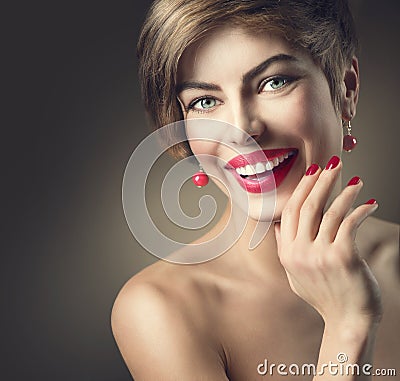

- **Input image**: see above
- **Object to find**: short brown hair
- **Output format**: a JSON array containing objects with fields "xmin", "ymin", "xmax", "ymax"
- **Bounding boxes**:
[{"xmin": 137, "ymin": 0, "xmax": 358, "ymax": 159}]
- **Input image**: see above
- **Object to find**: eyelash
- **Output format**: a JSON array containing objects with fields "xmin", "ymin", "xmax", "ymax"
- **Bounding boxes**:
[
  {"xmin": 185, "ymin": 75, "xmax": 296, "ymax": 113},
  {"xmin": 186, "ymin": 96, "xmax": 221, "ymax": 114},
  {"xmin": 258, "ymin": 75, "xmax": 293, "ymax": 93}
]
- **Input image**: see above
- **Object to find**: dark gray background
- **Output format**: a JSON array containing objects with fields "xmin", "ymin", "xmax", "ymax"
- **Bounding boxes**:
[{"xmin": 2, "ymin": 1, "xmax": 399, "ymax": 380}]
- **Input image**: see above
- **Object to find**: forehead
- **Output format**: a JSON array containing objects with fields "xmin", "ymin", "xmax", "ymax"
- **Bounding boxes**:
[{"xmin": 177, "ymin": 26, "xmax": 310, "ymax": 83}]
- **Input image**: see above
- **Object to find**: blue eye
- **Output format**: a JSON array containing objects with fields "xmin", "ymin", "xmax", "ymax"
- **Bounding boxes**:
[
  {"xmin": 188, "ymin": 97, "xmax": 219, "ymax": 112},
  {"xmin": 260, "ymin": 77, "xmax": 290, "ymax": 92}
]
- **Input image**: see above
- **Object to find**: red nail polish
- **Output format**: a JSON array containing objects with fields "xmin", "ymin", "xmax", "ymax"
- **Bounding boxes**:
[
  {"xmin": 365, "ymin": 198, "xmax": 377, "ymax": 205},
  {"xmin": 347, "ymin": 176, "xmax": 360, "ymax": 186},
  {"xmin": 325, "ymin": 155, "xmax": 340, "ymax": 170},
  {"xmin": 306, "ymin": 164, "xmax": 319, "ymax": 176}
]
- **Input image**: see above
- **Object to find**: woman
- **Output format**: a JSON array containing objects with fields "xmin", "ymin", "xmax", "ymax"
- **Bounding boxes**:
[{"xmin": 112, "ymin": 1, "xmax": 399, "ymax": 379}]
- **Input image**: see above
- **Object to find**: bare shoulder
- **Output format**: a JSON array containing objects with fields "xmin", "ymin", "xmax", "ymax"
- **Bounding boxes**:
[
  {"xmin": 359, "ymin": 218, "xmax": 400, "ymax": 366},
  {"xmin": 111, "ymin": 260, "xmax": 228, "ymax": 380},
  {"xmin": 358, "ymin": 216, "xmax": 399, "ymax": 289},
  {"xmin": 112, "ymin": 259, "xmax": 223, "ymax": 327},
  {"xmin": 358, "ymin": 216, "xmax": 399, "ymax": 264},
  {"xmin": 112, "ymin": 261, "xmax": 206, "ymax": 330}
]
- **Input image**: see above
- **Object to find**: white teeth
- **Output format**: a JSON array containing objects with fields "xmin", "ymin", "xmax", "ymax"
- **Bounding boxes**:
[
  {"xmin": 255, "ymin": 162, "xmax": 265, "ymax": 174},
  {"xmin": 245, "ymin": 165, "xmax": 255, "ymax": 175},
  {"xmin": 236, "ymin": 167, "xmax": 245, "ymax": 175},
  {"xmin": 265, "ymin": 161, "xmax": 274, "ymax": 170},
  {"xmin": 234, "ymin": 151, "xmax": 294, "ymax": 176}
]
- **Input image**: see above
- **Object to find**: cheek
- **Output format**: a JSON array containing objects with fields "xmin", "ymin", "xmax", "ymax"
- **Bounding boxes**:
[
  {"xmin": 188, "ymin": 140, "xmax": 215, "ymax": 156},
  {"xmin": 185, "ymin": 119, "xmax": 231, "ymax": 159},
  {"xmin": 188, "ymin": 140, "xmax": 223, "ymax": 173},
  {"xmin": 279, "ymin": 85, "xmax": 341, "ymax": 160},
  {"xmin": 284, "ymin": 97, "xmax": 314, "ymax": 137}
]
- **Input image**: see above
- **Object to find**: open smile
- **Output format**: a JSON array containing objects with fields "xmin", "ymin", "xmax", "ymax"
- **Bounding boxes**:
[{"xmin": 225, "ymin": 148, "xmax": 298, "ymax": 193}]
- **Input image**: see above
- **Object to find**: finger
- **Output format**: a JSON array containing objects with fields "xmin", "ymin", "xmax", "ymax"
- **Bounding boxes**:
[
  {"xmin": 296, "ymin": 155, "xmax": 341, "ymax": 241},
  {"xmin": 274, "ymin": 222, "xmax": 282, "ymax": 257},
  {"xmin": 317, "ymin": 176, "xmax": 363, "ymax": 242},
  {"xmin": 280, "ymin": 163, "xmax": 321, "ymax": 241},
  {"xmin": 335, "ymin": 199, "xmax": 378, "ymax": 243}
]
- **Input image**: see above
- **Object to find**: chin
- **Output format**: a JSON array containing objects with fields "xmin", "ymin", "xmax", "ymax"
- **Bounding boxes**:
[
  {"xmin": 238, "ymin": 194, "xmax": 277, "ymax": 222},
  {"xmin": 247, "ymin": 183, "xmax": 296, "ymax": 222}
]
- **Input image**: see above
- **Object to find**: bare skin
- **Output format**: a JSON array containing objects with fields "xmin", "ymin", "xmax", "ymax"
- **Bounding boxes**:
[
  {"xmin": 112, "ymin": 28, "xmax": 400, "ymax": 380},
  {"xmin": 112, "ymin": 213, "xmax": 399, "ymax": 380}
]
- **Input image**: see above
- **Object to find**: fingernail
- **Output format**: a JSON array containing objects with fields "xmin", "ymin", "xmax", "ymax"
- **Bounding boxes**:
[
  {"xmin": 347, "ymin": 176, "xmax": 360, "ymax": 186},
  {"xmin": 365, "ymin": 198, "xmax": 377, "ymax": 205},
  {"xmin": 306, "ymin": 164, "xmax": 319, "ymax": 176},
  {"xmin": 325, "ymin": 155, "xmax": 340, "ymax": 170}
]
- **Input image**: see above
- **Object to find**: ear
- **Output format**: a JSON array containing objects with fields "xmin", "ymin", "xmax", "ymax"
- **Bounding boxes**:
[{"xmin": 341, "ymin": 56, "xmax": 360, "ymax": 120}]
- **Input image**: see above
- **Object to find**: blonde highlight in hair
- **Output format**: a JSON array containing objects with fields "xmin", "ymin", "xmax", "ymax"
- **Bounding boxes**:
[{"xmin": 138, "ymin": 0, "xmax": 358, "ymax": 159}]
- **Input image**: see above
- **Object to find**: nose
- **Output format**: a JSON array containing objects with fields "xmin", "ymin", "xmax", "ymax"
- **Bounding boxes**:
[{"xmin": 228, "ymin": 103, "xmax": 265, "ymax": 146}]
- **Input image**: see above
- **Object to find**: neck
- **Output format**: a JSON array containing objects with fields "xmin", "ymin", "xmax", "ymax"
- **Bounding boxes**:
[{"xmin": 211, "ymin": 202, "xmax": 287, "ymax": 282}]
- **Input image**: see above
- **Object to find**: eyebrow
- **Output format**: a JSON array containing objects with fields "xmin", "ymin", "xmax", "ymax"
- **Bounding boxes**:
[
  {"xmin": 242, "ymin": 54, "xmax": 298, "ymax": 83},
  {"xmin": 176, "ymin": 81, "xmax": 221, "ymax": 94},
  {"xmin": 176, "ymin": 53, "xmax": 298, "ymax": 94}
]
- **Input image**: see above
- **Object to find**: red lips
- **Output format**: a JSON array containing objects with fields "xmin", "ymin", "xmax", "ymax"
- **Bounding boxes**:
[
  {"xmin": 226, "ymin": 148, "xmax": 296, "ymax": 169},
  {"xmin": 226, "ymin": 148, "xmax": 298, "ymax": 193}
]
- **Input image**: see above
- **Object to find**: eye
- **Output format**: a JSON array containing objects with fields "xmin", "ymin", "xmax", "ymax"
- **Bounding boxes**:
[
  {"xmin": 259, "ymin": 76, "xmax": 290, "ymax": 93},
  {"xmin": 188, "ymin": 97, "xmax": 220, "ymax": 113}
]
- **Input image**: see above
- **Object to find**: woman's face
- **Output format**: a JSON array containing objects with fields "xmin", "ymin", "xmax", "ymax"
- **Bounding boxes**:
[{"xmin": 177, "ymin": 27, "xmax": 343, "ymax": 221}]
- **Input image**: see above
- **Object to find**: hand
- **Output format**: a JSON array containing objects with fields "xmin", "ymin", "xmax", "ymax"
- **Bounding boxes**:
[{"xmin": 275, "ymin": 156, "xmax": 382, "ymax": 327}]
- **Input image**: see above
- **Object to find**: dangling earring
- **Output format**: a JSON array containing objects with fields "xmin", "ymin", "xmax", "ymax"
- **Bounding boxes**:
[
  {"xmin": 192, "ymin": 166, "xmax": 209, "ymax": 188},
  {"xmin": 342, "ymin": 118, "xmax": 357, "ymax": 152}
]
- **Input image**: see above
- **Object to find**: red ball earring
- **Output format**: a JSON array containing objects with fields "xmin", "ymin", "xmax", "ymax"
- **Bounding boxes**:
[
  {"xmin": 343, "ymin": 119, "xmax": 357, "ymax": 152},
  {"xmin": 192, "ymin": 167, "xmax": 209, "ymax": 188}
]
